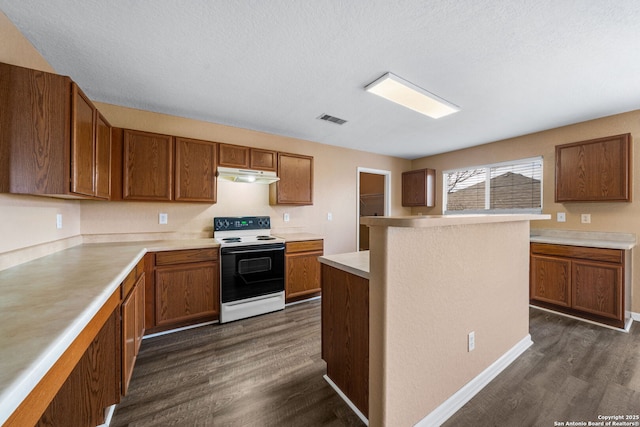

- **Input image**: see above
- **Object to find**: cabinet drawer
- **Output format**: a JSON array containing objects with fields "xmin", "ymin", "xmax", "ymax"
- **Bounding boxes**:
[
  {"xmin": 155, "ymin": 248, "xmax": 219, "ymax": 265},
  {"xmin": 286, "ymin": 240, "xmax": 323, "ymax": 254},
  {"xmin": 121, "ymin": 259, "xmax": 144, "ymax": 298},
  {"xmin": 530, "ymin": 243, "xmax": 622, "ymax": 264}
]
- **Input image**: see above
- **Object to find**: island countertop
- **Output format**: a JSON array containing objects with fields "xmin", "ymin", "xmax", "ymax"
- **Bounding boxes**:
[
  {"xmin": 318, "ymin": 251, "xmax": 369, "ymax": 279},
  {"xmin": 361, "ymin": 213, "xmax": 549, "ymax": 228},
  {"xmin": 0, "ymin": 239, "xmax": 220, "ymax": 426}
]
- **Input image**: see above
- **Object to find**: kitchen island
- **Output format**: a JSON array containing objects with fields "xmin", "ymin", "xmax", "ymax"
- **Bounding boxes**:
[{"xmin": 320, "ymin": 214, "xmax": 548, "ymax": 427}]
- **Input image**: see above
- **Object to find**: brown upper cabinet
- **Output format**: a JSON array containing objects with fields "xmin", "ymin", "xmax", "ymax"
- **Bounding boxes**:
[
  {"xmin": 175, "ymin": 137, "xmax": 217, "ymax": 202},
  {"xmin": 115, "ymin": 129, "xmax": 217, "ymax": 203},
  {"xmin": 218, "ymin": 143, "xmax": 249, "ymax": 168},
  {"xmin": 0, "ymin": 62, "xmax": 111, "ymax": 199},
  {"xmin": 218, "ymin": 143, "xmax": 277, "ymax": 172},
  {"xmin": 402, "ymin": 168, "xmax": 436, "ymax": 207},
  {"xmin": 123, "ymin": 129, "xmax": 174, "ymax": 201},
  {"xmin": 95, "ymin": 112, "xmax": 113, "ymax": 199},
  {"xmin": 270, "ymin": 152, "xmax": 313, "ymax": 205},
  {"xmin": 250, "ymin": 148, "xmax": 277, "ymax": 171},
  {"xmin": 555, "ymin": 133, "xmax": 632, "ymax": 202}
]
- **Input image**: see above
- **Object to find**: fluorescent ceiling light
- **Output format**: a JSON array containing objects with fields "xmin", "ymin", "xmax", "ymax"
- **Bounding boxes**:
[{"xmin": 365, "ymin": 72, "xmax": 460, "ymax": 119}]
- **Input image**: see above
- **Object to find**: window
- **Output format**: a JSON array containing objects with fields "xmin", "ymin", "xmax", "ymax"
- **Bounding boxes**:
[{"xmin": 443, "ymin": 157, "xmax": 543, "ymax": 214}]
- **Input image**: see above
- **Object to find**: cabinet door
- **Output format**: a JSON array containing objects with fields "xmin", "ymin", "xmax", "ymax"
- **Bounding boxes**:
[
  {"xmin": 121, "ymin": 287, "xmax": 136, "ymax": 395},
  {"xmin": 0, "ymin": 63, "xmax": 71, "ymax": 196},
  {"xmin": 155, "ymin": 262, "xmax": 218, "ymax": 326},
  {"xmin": 555, "ymin": 134, "xmax": 631, "ymax": 202},
  {"xmin": 285, "ymin": 240, "xmax": 323, "ymax": 302},
  {"xmin": 175, "ymin": 137, "xmax": 216, "ymax": 202},
  {"xmin": 123, "ymin": 129, "xmax": 173, "ymax": 201},
  {"xmin": 572, "ymin": 260, "xmax": 623, "ymax": 320},
  {"xmin": 272, "ymin": 152, "xmax": 313, "ymax": 205},
  {"xmin": 530, "ymin": 254, "xmax": 571, "ymax": 307},
  {"xmin": 218, "ymin": 143, "xmax": 250, "ymax": 168},
  {"xmin": 95, "ymin": 112, "xmax": 112, "ymax": 199},
  {"xmin": 71, "ymin": 84, "xmax": 96, "ymax": 197},
  {"xmin": 402, "ymin": 168, "xmax": 435, "ymax": 207},
  {"xmin": 37, "ymin": 309, "xmax": 119, "ymax": 427},
  {"xmin": 250, "ymin": 148, "xmax": 277, "ymax": 171},
  {"xmin": 134, "ymin": 273, "xmax": 146, "ymax": 354}
]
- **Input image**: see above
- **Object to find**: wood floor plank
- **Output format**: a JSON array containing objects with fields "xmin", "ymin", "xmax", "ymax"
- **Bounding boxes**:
[
  {"xmin": 112, "ymin": 303, "xmax": 640, "ymax": 427},
  {"xmin": 444, "ymin": 308, "xmax": 640, "ymax": 427}
]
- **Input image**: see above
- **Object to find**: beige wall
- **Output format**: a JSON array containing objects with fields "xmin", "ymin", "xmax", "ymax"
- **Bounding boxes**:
[
  {"xmin": 0, "ymin": 11, "xmax": 84, "ymax": 261},
  {"xmin": 83, "ymin": 103, "xmax": 411, "ymax": 256},
  {"xmin": 367, "ymin": 219, "xmax": 531, "ymax": 426},
  {"xmin": 0, "ymin": 10, "xmax": 411, "ymax": 262},
  {"xmin": 411, "ymin": 110, "xmax": 640, "ymax": 311}
]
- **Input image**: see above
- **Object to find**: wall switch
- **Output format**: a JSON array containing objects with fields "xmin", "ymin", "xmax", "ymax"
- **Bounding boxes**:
[
  {"xmin": 327, "ymin": 212, "xmax": 332, "ymax": 221},
  {"xmin": 159, "ymin": 213, "xmax": 168, "ymax": 224},
  {"xmin": 468, "ymin": 331, "xmax": 475, "ymax": 352},
  {"xmin": 284, "ymin": 213, "xmax": 290, "ymax": 222},
  {"xmin": 56, "ymin": 214, "xmax": 63, "ymax": 229},
  {"xmin": 581, "ymin": 213, "xmax": 591, "ymax": 224},
  {"xmin": 557, "ymin": 212, "xmax": 566, "ymax": 222}
]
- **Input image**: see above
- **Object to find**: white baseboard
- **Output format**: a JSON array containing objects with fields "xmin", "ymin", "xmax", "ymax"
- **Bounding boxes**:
[
  {"xmin": 98, "ymin": 404, "xmax": 116, "ymax": 427},
  {"xmin": 415, "ymin": 334, "xmax": 533, "ymax": 427},
  {"xmin": 632, "ymin": 312, "xmax": 640, "ymax": 322},
  {"xmin": 323, "ymin": 375, "xmax": 369, "ymax": 426}
]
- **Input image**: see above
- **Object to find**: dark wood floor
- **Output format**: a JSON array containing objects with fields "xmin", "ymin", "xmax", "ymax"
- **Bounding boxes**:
[
  {"xmin": 444, "ymin": 309, "xmax": 640, "ymax": 427},
  {"xmin": 111, "ymin": 300, "xmax": 364, "ymax": 427},
  {"xmin": 112, "ymin": 302, "xmax": 640, "ymax": 427}
]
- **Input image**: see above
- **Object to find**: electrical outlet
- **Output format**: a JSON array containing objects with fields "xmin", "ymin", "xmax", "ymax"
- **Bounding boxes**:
[
  {"xmin": 581, "ymin": 213, "xmax": 591, "ymax": 224},
  {"xmin": 468, "ymin": 331, "xmax": 475, "ymax": 352},
  {"xmin": 159, "ymin": 213, "xmax": 168, "ymax": 224},
  {"xmin": 557, "ymin": 212, "xmax": 566, "ymax": 222},
  {"xmin": 327, "ymin": 212, "xmax": 332, "ymax": 221},
  {"xmin": 56, "ymin": 214, "xmax": 63, "ymax": 229},
  {"xmin": 284, "ymin": 213, "xmax": 290, "ymax": 222}
]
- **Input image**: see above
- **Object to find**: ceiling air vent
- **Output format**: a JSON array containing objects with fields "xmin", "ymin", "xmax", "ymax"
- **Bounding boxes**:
[{"xmin": 317, "ymin": 113, "xmax": 347, "ymax": 125}]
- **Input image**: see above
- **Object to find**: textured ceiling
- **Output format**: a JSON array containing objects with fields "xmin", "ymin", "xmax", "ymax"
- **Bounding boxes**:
[{"xmin": 2, "ymin": 1, "xmax": 640, "ymax": 159}]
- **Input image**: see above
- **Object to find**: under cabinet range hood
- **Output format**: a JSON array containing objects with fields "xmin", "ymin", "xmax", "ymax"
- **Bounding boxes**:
[{"xmin": 216, "ymin": 166, "xmax": 280, "ymax": 184}]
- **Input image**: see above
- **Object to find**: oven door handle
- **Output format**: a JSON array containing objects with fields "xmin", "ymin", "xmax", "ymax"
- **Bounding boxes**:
[{"xmin": 223, "ymin": 247, "xmax": 285, "ymax": 255}]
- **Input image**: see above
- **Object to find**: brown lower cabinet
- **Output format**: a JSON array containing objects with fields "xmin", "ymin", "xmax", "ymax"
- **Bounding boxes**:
[
  {"xmin": 285, "ymin": 239, "xmax": 323, "ymax": 303},
  {"xmin": 31, "ymin": 302, "xmax": 121, "ymax": 427},
  {"xmin": 121, "ymin": 259, "xmax": 145, "ymax": 396},
  {"xmin": 145, "ymin": 248, "xmax": 220, "ymax": 334},
  {"xmin": 321, "ymin": 264, "xmax": 369, "ymax": 417},
  {"xmin": 530, "ymin": 243, "xmax": 627, "ymax": 328}
]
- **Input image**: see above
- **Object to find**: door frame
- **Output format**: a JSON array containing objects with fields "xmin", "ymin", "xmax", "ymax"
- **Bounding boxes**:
[{"xmin": 356, "ymin": 167, "xmax": 391, "ymax": 251}]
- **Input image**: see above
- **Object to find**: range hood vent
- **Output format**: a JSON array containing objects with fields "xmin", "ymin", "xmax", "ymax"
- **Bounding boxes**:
[{"xmin": 216, "ymin": 166, "xmax": 280, "ymax": 184}]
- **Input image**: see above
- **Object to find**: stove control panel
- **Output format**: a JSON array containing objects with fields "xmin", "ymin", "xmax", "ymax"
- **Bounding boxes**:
[{"xmin": 214, "ymin": 216, "xmax": 270, "ymax": 232}]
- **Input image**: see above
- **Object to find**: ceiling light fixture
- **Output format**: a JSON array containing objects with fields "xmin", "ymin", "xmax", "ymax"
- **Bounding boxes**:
[{"xmin": 364, "ymin": 72, "xmax": 460, "ymax": 119}]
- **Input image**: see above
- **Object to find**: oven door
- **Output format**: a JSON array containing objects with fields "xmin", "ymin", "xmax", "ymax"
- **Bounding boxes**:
[{"xmin": 220, "ymin": 243, "xmax": 285, "ymax": 303}]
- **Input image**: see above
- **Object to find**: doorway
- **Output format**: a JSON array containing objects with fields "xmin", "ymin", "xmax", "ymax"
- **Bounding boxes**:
[{"xmin": 357, "ymin": 168, "xmax": 390, "ymax": 251}]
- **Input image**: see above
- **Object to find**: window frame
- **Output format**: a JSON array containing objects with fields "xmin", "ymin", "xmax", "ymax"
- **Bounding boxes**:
[{"xmin": 442, "ymin": 156, "xmax": 543, "ymax": 215}]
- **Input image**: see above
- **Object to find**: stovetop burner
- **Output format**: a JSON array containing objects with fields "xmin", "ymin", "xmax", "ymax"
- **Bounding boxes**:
[
  {"xmin": 256, "ymin": 236, "xmax": 275, "ymax": 240},
  {"xmin": 222, "ymin": 237, "xmax": 241, "ymax": 242}
]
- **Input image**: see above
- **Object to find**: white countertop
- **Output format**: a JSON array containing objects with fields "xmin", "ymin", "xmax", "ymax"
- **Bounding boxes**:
[
  {"xmin": 530, "ymin": 229, "xmax": 636, "ymax": 250},
  {"xmin": 0, "ymin": 239, "xmax": 219, "ymax": 425},
  {"xmin": 318, "ymin": 251, "xmax": 369, "ymax": 279},
  {"xmin": 361, "ymin": 214, "xmax": 550, "ymax": 228},
  {"xmin": 273, "ymin": 232, "xmax": 324, "ymax": 242}
]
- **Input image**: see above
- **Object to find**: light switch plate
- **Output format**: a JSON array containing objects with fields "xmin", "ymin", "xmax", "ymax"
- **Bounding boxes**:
[
  {"xmin": 56, "ymin": 214, "xmax": 63, "ymax": 229},
  {"xmin": 581, "ymin": 213, "xmax": 591, "ymax": 224},
  {"xmin": 159, "ymin": 213, "xmax": 168, "ymax": 224},
  {"xmin": 557, "ymin": 212, "xmax": 566, "ymax": 222},
  {"xmin": 284, "ymin": 213, "xmax": 290, "ymax": 222}
]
